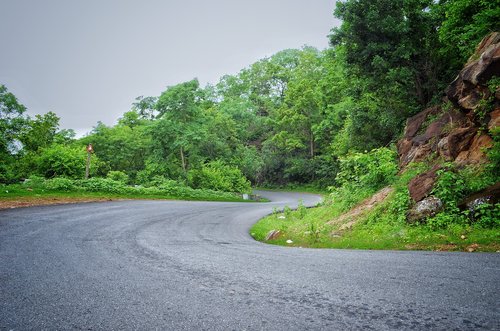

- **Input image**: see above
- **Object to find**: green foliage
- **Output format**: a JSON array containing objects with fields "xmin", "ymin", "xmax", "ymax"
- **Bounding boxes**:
[
  {"xmin": 472, "ymin": 203, "xmax": 500, "ymax": 228},
  {"xmin": 330, "ymin": 147, "xmax": 398, "ymax": 210},
  {"xmin": 188, "ymin": 160, "xmax": 251, "ymax": 193},
  {"xmin": 486, "ymin": 127, "xmax": 500, "ymax": 173},
  {"xmin": 44, "ymin": 177, "xmax": 77, "ymax": 191},
  {"xmin": 19, "ymin": 112, "xmax": 60, "ymax": 152},
  {"xmin": 330, "ymin": 0, "xmax": 443, "ymax": 107},
  {"xmin": 106, "ymin": 171, "xmax": 129, "ymax": 183},
  {"xmin": 24, "ymin": 175, "xmax": 46, "ymax": 188},
  {"xmin": 297, "ymin": 200, "xmax": 307, "ymax": 219},
  {"xmin": 432, "ymin": 165, "xmax": 466, "ymax": 207},
  {"xmin": 80, "ymin": 178, "xmax": 127, "ymax": 193},
  {"xmin": 428, "ymin": 162, "xmax": 499, "ymax": 229},
  {"xmin": 0, "ymin": 84, "xmax": 27, "ymax": 158},
  {"xmin": 438, "ymin": 0, "xmax": 500, "ymax": 73},
  {"xmin": 33, "ymin": 144, "xmax": 100, "ymax": 179},
  {"xmin": 81, "ymin": 121, "xmax": 150, "ymax": 179}
]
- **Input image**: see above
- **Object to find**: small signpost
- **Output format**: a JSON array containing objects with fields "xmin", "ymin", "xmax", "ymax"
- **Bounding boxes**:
[{"xmin": 85, "ymin": 144, "xmax": 93, "ymax": 179}]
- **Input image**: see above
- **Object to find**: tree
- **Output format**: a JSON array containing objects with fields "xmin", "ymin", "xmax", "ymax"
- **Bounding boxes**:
[
  {"xmin": 271, "ymin": 48, "xmax": 324, "ymax": 158},
  {"xmin": 0, "ymin": 85, "xmax": 28, "ymax": 182},
  {"xmin": 437, "ymin": 0, "xmax": 500, "ymax": 75},
  {"xmin": 0, "ymin": 84, "xmax": 27, "ymax": 157},
  {"xmin": 330, "ymin": 0, "xmax": 442, "ymax": 107},
  {"xmin": 80, "ymin": 121, "xmax": 150, "ymax": 179},
  {"xmin": 19, "ymin": 111, "xmax": 60, "ymax": 152},
  {"xmin": 154, "ymin": 79, "xmax": 203, "ymax": 173},
  {"xmin": 30, "ymin": 144, "xmax": 100, "ymax": 179},
  {"xmin": 132, "ymin": 96, "xmax": 158, "ymax": 120}
]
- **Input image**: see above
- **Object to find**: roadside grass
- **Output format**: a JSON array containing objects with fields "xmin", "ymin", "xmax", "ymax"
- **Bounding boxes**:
[
  {"xmin": 254, "ymin": 185, "xmax": 329, "ymax": 195},
  {"xmin": 0, "ymin": 183, "xmax": 251, "ymax": 208},
  {"xmin": 250, "ymin": 200, "xmax": 500, "ymax": 252},
  {"xmin": 251, "ymin": 162, "xmax": 500, "ymax": 253}
]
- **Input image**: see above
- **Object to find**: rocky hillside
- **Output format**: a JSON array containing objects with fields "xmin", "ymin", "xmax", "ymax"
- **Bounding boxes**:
[{"xmin": 397, "ymin": 32, "xmax": 500, "ymax": 223}]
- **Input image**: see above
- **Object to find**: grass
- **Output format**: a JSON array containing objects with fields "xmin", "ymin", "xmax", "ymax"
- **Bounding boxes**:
[
  {"xmin": 250, "ymin": 201, "xmax": 500, "ymax": 252},
  {"xmin": 254, "ymin": 184, "xmax": 329, "ymax": 195},
  {"xmin": 251, "ymin": 179, "xmax": 500, "ymax": 253},
  {"xmin": 0, "ymin": 183, "xmax": 252, "ymax": 209}
]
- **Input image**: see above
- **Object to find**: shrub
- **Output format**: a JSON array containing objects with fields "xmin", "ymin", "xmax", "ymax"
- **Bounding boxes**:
[
  {"xmin": 329, "ymin": 147, "xmax": 398, "ymax": 210},
  {"xmin": 23, "ymin": 175, "xmax": 46, "ymax": 188},
  {"xmin": 188, "ymin": 160, "xmax": 251, "ymax": 193},
  {"xmin": 428, "ymin": 162, "xmax": 499, "ymax": 229},
  {"xmin": 335, "ymin": 147, "xmax": 397, "ymax": 190},
  {"xmin": 35, "ymin": 144, "xmax": 100, "ymax": 179},
  {"xmin": 107, "ymin": 171, "xmax": 129, "ymax": 183},
  {"xmin": 79, "ymin": 178, "xmax": 126, "ymax": 193},
  {"xmin": 44, "ymin": 177, "xmax": 77, "ymax": 191}
]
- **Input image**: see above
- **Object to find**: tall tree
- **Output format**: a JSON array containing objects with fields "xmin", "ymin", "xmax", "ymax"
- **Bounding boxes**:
[
  {"xmin": 19, "ymin": 111, "xmax": 60, "ymax": 152},
  {"xmin": 154, "ymin": 79, "xmax": 203, "ymax": 173},
  {"xmin": 330, "ymin": 0, "xmax": 443, "ymax": 105},
  {"xmin": 437, "ymin": 0, "xmax": 500, "ymax": 75},
  {"xmin": 0, "ymin": 84, "xmax": 27, "ymax": 158}
]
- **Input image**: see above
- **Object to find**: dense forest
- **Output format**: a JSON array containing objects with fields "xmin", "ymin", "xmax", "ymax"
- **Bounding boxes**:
[{"xmin": 1, "ymin": 0, "xmax": 499, "ymax": 197}]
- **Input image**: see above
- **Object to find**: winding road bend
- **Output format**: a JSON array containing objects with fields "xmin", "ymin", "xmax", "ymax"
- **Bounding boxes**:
[{"xmin": 1, "ymin": 191, "xmax": 499, "ymax": 330}]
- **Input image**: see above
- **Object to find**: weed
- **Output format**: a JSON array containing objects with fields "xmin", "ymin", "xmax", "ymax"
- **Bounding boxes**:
[{"xmin": 297, "ymin": 199, "xmax": 307, "ymax": 219}]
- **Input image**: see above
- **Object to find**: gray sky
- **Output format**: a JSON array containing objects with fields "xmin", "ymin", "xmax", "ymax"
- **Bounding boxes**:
[{"xmin": 0, "ymin": 0, "xmax": 339, "ymax": 136}]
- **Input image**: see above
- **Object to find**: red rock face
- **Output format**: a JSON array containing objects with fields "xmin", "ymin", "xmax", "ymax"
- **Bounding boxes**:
[
  {"xmin": 397, "ymin": 32, "xmax": 500, "ymax": 203},
  {"xmin": 408, "ymin": 165, "xmax": 440, "ymax": 202},
  {"xmin": 455, "ymin": 134, "xmax": 494, "ymax": 165},
  {"xmin": 489, "ymin": 107, "xmax": 500, "ymax": 130}
]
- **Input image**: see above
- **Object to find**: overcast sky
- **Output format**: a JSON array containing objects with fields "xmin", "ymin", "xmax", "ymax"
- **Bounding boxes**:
[{"xmin": 0, "ymin": 0, "xmax": 339, "ymax": 136}]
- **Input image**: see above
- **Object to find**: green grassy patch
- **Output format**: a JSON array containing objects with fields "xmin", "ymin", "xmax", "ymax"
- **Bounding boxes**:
[
  {"xmin": 250, "ymin": 200, "xmax": 500, "ymax": 252},
  {"xmin": 251, "ymin": 159, "xmax": 499, "ymax": 252},
  {"xmin": 0, "ymin": 182, "xmax": 250, "ymax": 205},
  {"xmin": 254, "ymin": 185, "xmax": 329, "ymax": 195}
]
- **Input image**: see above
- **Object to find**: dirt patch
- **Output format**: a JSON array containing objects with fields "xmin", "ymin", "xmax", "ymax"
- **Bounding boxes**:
[
  {"xmin": 434, "ymin": 244, "xmax": 459, "ymax": 251},
  {"xmin": 0, "ymin": 197, "xmax": 118, "ymax": 210},
  {"xmin": 327, "ymin": 186, "xmax": 394, "ymax": 232}
]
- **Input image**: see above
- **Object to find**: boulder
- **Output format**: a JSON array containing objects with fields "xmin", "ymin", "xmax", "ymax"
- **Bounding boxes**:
[
  {"xmin": 459, "ymin": 182, "xmax": 500, "ymax": 222},
  {"xmin": 408, "ymin": 165, "xmax": 440, "ymax": 202},
  {"xmin": 445, "ymin": 127, "xmax": 477, "ymax": 160},
  {"xmin": 407, "ymin": 196, "xmax": 443, "ymax": 224},
  {"xmin": 397, "ymin": 109, "xmax": 467, "ymax": 167},
  {"xmin": 489, "ymin": 108, "xmax": 500, "ymax": 130},
  {"xmin": 455, "ymin": 134, "xmax": 493, "ymax": 165},
  {"xmin": 446, "ymin": 32, "xmax": 500, "ymax": 111},
  {"xmin": 402, "ymin": 106, "xmax": 441, "ymax": 139}
]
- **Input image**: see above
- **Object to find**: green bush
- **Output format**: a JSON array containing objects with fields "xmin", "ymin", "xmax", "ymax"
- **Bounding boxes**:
[
  {"xmin": 428, "ymin": 162, "xmax": 499, "ymax": 229},
  {"xmin": 106, "ymin": 171, "xmax": 129, "ymax": 183},
  {"xmin": 23, "ymin": 175, "xmax": 46, "ymax": 188},
  {"xmin": 188, "ymin": 160, "xmax": 251, "ymax": 193},
  {"xmin": 329, "ymin": 147, "xmax": 398, "ymax": 210},
  {"xmin": 34, "ymin": 144, "xmax": 100, "ymax": 179},
  {"xmin": 44, "ymin": 177, "xmax": 77, "ymax": 191},
  {"xmin": 335, "ymin": 147, "xmax": 397, "ymax": 190},
  {"xmin": 79, "ymin": 178, "xmax": 126, "ymax": 193}
]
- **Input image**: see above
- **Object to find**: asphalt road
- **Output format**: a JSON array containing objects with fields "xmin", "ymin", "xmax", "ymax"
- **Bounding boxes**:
[{"xmin": 1, "ymin": 191, "xmax": 499, "ymax": 330}]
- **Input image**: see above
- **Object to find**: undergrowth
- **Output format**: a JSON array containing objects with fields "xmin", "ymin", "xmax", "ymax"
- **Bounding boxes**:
[
  {"xmin": 251, "ymin": 144, "xmax": 500, "ymax": 252},
  {"xmin": 0, "ymin": 175, "xmax": 249, "ymax": 202}
]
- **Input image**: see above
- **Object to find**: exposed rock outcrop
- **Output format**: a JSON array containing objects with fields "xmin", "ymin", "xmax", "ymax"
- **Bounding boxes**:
[
  {"xmin": 408, "ymin": 165, "xmax": 440, "ymax": 202},
  {"xmin": 397, "ymin": 32, "xmax": 500, "ymax": 211},
  {"xmin": 458, "ymin": 182, "xmax": 500, "ymax": 218},
  {"xmin": 407, "ymin": 196, "xmax": 443, "ymax": 224}
]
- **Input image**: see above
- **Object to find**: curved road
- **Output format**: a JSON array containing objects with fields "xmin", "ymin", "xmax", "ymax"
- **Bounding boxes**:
[{"xmin": 1, "ymin": 191, "xmax": 499, "ymax": 330}]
